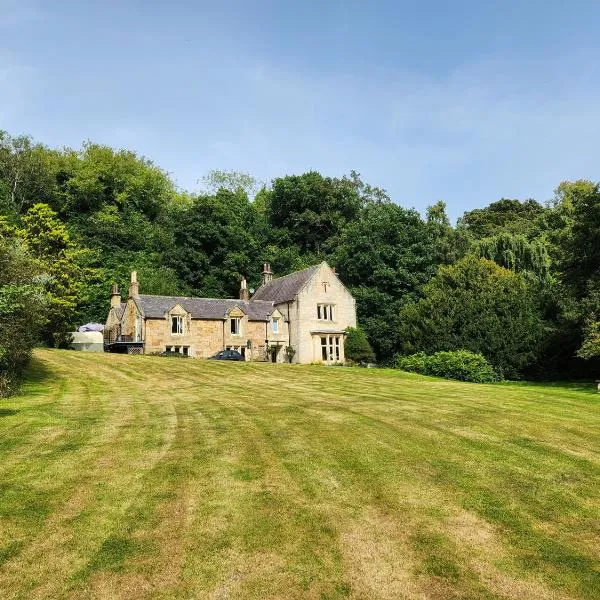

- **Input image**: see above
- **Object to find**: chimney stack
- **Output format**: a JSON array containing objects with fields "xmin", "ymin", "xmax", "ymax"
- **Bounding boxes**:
[
  {"xmin": 111, "ymin": 283, "xmax": 121, "ymax": 309},
  {"xmin": 239, "ymin": 277, "xmax": 249, "ymax": 300},
  {"xmin": 261, "ymin": 263, "xmax": 273, "ymax": 286},
  {"xmin": 128, "ymin": 271, "xmax": 139, "ymax": 298}
]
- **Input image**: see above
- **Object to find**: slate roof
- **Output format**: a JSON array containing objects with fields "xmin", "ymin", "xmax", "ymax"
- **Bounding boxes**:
[
  {"xmin": 134, "ymin": 295, "xmax": 275, "ymax": 321},
  {"xmin": 114, "ymin": 303, "xmax": 126, "ymax": 320},
  {"xmin": 251, "ymin": 264, "xmax": 320, "ymax": 304}
]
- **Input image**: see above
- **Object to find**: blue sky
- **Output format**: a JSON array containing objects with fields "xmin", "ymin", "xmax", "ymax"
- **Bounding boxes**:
[{"xmin": 2, "ymin": 0, "xmax": 600, "ymax": 219}]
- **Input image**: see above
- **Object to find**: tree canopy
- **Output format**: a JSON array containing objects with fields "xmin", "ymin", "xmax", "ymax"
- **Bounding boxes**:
[
  {"xmin": 399, "ymin": 256, "xmax": 546, "ymax": 378},
  {"xmin": 3, "ymin": 130, "xmax": 600, "ymax": 386}
]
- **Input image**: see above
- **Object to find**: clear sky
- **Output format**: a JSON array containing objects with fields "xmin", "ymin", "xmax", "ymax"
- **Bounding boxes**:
[{"xmin": 2, "ymin": 0, "xmax": 600, "ymax": 219}]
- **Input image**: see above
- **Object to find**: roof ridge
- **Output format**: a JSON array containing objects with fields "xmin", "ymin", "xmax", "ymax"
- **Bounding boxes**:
[
  {"xmin": 267, "ymin": 263, "xmax": 319, "ymax": 282},
  {"xmin": 138, "ymin": 294, "xmax": 245, "ymax": 302}
]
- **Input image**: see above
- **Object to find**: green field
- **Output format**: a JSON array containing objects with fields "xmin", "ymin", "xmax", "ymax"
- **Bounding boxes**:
[{"xmin": 1, "ymin": 350, "xmax": 599, "ymax": 599}]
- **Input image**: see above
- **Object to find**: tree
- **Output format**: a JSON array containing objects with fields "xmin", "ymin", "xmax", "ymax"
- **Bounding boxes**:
[
  {"xmin": 426, "ymin": 200, "xmax": 470, "ymax": 265},
  {"xmin": 0, "ymin": 237, "xmax": 46, "ymax": 396},
  {"xmin": 0, "ymin": 131, "xmax": 70, "ymax": 215},
  {"xmin": 345, "ymin": 170, "xmax": 391, "ymax": 206},
  {"xmin": 578, "ymin": 320, "xmax": 600, "ymax": 360},
  {"xmin": 64, "ymin": 143, "xmax": 175, "ymax": 218},
  {"xmin": 474, "ymin": 233, "xmax": 551, "ymax": 286},
  {"xmin": 457, "ymin": 198, "xmax": 547, "ymax": 239},
  {"xmin": 18, "ymin": 204, "xmax": 95, "ymax": 347},
  {"xmin": 201, "ymin": 169, "xmax": 264, "ymax": 199},
  {"xmin": 344, "ymin": 327, "xmax": 375, "ymax": 363},
  {"xmin": 266, "ymin": 171, "xmax": 361, "ymax": 253},
  {"xmin": 79, "ymin": 249, "xmax": 188, "ymax": 324},
  {"xmin": 572, "ymin": 279, "xmax": 600, "ymax": 363},
  {"xmin": 334, "ymin": 203, "xmax": 436, "ymax": 297},
  {"xmin": 332, "ymin": 203, "xmax": 437, "ymax": 358},
  {"xmin": 554, "ymin": 180, "xmax": 600, "ymax": 295},
  {"xmin": 167, "ymin": 189, "xmax": 259, "ymax": 297},
  {"xmin": 399, "ymin": 256, "xmax": 545, "ymax": 378}
]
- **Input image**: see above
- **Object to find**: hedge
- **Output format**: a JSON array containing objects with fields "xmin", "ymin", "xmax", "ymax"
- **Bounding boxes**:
[{"xmin": 396, "ymin": 350, "xmax": 498, "ymax": 383}]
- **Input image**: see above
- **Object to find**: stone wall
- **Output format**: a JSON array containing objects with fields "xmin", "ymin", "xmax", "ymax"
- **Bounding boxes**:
[
  {"xmin": 284, "ymin": 263, "xmax": 356, "ymax": 364},
  {"xmin": 145, "ymin": 318, "xmax": 223, "ymax": 357},
  {"xmin": 144, "ymin": 314, "xmax": 288, "ymax": 361}
]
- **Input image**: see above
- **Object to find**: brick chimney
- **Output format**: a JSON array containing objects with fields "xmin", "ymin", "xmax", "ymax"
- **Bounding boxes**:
[
  {"xmin": 261, "ymin": 263, "xmax": 273, "ymax": 286},
  {"xmin": 110, "ymin": 283, "xmax": 121, "ymax": 309},
  {"xmin": 128, "ymin": 271, "xmax": 139, "ymax": 298},
  {"xmin": 239, "ymin": 277, "xmax": 249, "ymax": 300}
]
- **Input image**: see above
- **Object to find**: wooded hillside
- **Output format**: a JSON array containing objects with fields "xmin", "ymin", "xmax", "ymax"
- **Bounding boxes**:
[{"xmin": 2, "ymin": 131, "xmax": 600, "ymax": 387}]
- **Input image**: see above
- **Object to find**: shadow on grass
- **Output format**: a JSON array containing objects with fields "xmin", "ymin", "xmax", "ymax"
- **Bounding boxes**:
[
  {"xmin": 502, "ymin": 379, "xmax": 599, "ymax": 396},
  {"xmin": 24, "ymin": 356, "xmax": 57, "ymax": 385},
  {"xmin": 0, "ymin": 408, "xmax": 18, "ymax": 417},
  {"xmin": 4, "ymin": 356, "xmax": 61, "ymax": 400}
]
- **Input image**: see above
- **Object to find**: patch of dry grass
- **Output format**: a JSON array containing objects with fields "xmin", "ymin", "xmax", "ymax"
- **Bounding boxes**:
[{"xmin": 0, "ymin": 349, "xmax": 599, "ymax": 599}]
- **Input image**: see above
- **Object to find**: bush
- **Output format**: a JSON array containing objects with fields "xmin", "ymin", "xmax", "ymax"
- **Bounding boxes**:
[
  {"xmin": 284, "ymin": 345, "xmax": 296, "ymax": 363},
  {"xmin": 398, "ymin": 256, "xmax": 545, "ymax": 378},
  {"xmin": 0, "ymin": 239, "xmax": 47, "ymax": 397},
  {"xmin": 344, "ymin": 326, "xmax": 375, "ymax": 364},
  {"xmin": 397, "ymin": 350, "xmax": 498, "ymax": 383}
]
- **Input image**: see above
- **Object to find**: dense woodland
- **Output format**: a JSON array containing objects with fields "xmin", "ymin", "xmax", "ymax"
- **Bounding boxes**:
[{"xmin": 2, "ymin": 130, "xmax": 600, "ymax": 392}]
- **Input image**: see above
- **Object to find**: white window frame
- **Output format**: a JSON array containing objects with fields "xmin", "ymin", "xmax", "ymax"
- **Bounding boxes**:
[
  {"xmin": 231, "ymin": 317, "xmax": 241, "ymax": 336},
  {"xmin": 171, "ymin": 315, "xmax": 184, "ymax": 335},
  {"xmin": 320, "ymin": 335, "xmax": 341, "ymax": 362},
  {"xmin": 272, "ymin": 317, "xmax": 280, "ymax": 334},
  {"xmin": 317, "ymin": 304, "xmax": 335, "ymax": 321}
]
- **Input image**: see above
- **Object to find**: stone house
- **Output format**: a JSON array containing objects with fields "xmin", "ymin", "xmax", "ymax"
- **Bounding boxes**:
[{"xmin": 104, "ymin": 262, "xmax": 357, "ymax": 363}]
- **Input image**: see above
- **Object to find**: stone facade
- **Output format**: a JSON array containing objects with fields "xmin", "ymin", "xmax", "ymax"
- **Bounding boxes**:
[
  {"xmin": 104, "ymin": 262, "xmax": 356, "ymax": 364},
  {"xmin": 283, "ymin": 262, "xmax": 357, "ymax": 364}
]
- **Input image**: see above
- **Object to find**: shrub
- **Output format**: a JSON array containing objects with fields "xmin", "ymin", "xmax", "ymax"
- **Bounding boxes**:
[
  {"xmin": 0, "ymin": 239, "xmax": 47, "ymax": 397},
  {"xmin": 397, "ymin": 350, "xmax": 498, "ymax": 383},
  {"xmin": 344, "ymin": 326, "xmax": 375, "ymax": 364},
  {"xmin": 398, "ymin": 256, "xmax": 545, "ymax": 378},
  {"xmin": 284, "ymin": 345, "xmax": 296, "ymax": 363}
]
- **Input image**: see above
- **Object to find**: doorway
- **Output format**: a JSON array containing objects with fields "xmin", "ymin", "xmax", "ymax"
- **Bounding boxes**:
[{"xmin": 270, "ymin": 345, "xmax": 280, "ymax": 363}]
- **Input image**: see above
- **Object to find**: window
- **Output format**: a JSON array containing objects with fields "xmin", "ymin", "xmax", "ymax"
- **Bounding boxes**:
[
  {"xmin": 320, "ymin": 335, "xmax": 342, "ymax": 362},
  {"xmin": 317, "ymin": 304, "xmax": 335, "ymax": 321},
  {"xmin": 167, "ymin": 345, "xmax": 189, "ymax": 355},
  {"xmin": 272, "ymin": 317, "xmax": 280, "ymax": 334},
  {"xmin": 171, "ymin": 315, "xmax": 184, "ymax": 334},
  {"xmin": 230, "ymin": 317, "xmax": 241, "ymax": 335}
]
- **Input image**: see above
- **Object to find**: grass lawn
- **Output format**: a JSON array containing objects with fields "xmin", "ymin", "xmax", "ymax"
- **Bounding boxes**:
[{"xmin": 1, "ymin": 349, "xmax": 599, "ymax": 600}]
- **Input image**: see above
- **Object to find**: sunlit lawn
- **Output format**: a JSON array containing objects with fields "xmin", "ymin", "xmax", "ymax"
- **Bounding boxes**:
[{"xmin": 0, "ymin": 349, "xmax": 599, "ymax": 599}]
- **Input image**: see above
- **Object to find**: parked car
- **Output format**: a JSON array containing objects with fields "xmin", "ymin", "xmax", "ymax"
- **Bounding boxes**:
[
  {"xmin": 158, "ymin": 350, "xmax": 189, "ymax": 358},
  {"xmin": 209, "ymin": 350, "xmax": 245, "ymax": 361}
]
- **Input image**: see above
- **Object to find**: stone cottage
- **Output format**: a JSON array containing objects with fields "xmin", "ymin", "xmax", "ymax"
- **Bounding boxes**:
[{"xmin": 104, "ymin": 262, "xmax": 357, "ymax": 363}]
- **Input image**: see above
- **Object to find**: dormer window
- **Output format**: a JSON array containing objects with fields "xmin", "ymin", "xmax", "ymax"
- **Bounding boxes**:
[
  {"xmin": 272, "ymin": 317, "xmax": 280, "ymax": 334},
  {"xmin": 171, "ymin": 315, "xmax": 184, "ymax": 334},
  {"xmin": 231, "ymin": 317, "xmax": 241, "ymax": 335},
  {"xmin": 317, "ymin": 304, "xmax": 335, "ymax": 321}
]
